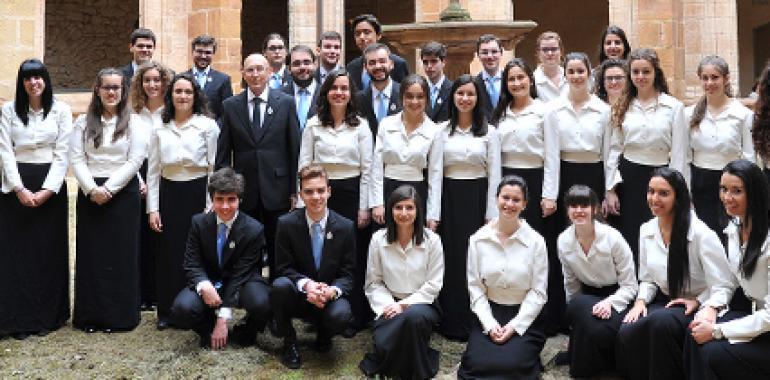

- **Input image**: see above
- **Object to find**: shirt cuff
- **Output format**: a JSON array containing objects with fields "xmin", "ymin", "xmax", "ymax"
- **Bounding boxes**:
[
  {"xmin": 297, "ymin": 278, "xmax": 310, "ymax": 293},
  {"xmin": 330, "ymin": 286, "xmax": 342, "ymax": 299},
  {"xmin": 196, "ymin": 280, "xmax": 213, "ymax": 295},
  {"xmin": 217, "ymin": 307, "xmax": 232, "ymax": 320}
]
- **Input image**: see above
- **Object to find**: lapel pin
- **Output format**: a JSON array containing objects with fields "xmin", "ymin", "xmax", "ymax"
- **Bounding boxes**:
[
  {"xmin": 207, "ymin": 77, "xmax": 212, "ymax": 82},
  {"xmin": 389, "ymin": 103, "xmax": 396, "ymax": 111},
  {"xmin": 267, "ymin": 107, "xmax": 273, "ymax": 115},
  {"xmin": 437, "ymin": 98, "xmax": 442, "ymax": 105},
  {"xmin": 229, "ymin": 241, "xmax": 235, "ymax": 249},
  {"xmin": 326, "ymin": 231, "xmax": 333, "ymax": 240}
]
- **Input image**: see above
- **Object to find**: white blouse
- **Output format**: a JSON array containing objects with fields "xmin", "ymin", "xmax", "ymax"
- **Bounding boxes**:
[
  {"xmin": 370, "ymin": 113, "xmax": 443, "ymax": 220},
  {"xmin": 543, "ymin": 95, "xmax": 612, "ymax": 200},
  {"xmin": 558, "ymin": 221, "xmax": 638, "ymax": 312},
  {"xmin": 146, "ymin": 114, "xmax": 219, "ymax": 213},
  {"xmin": 298, "ymin": 115, "xmax": 373, "ymax": 210},
  {"xmin": 686, "ymin": 99, "xmax": 754, "ymax": 172},
  {"xmin": 0, "ymin": 100, "xmax": 72, "ymax": 193},
  {"xmin": 70, "ymin": 114, "xmax": 147, "ymax": 194},
  {"xmin": 497, "ymin": 100, "xmax": 550, "ymax": 170},
  {"xmin": 534, "ymin": 66, "xmax": 568, "ymax": 103},
  {"xmin": 637, "ymin": 213, "xmax": 733, "ymax": 308},
  {"xmin": 439, "ymin": 122, "xmax": 501, "ymax": 219},
  {"xmin": 467, "ymin": 219, "xmax": 548, "ymax": 335},
  {"xmin": 718, "ymin": 223, "xmax": 770, "ymax": 343},
  {"xmin": 365, "ymin": 228, "xmax": 444, "ymax": 317}
]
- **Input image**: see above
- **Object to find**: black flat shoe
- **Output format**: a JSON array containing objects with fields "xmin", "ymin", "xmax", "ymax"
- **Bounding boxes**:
[
  {"xmin": 101, "ymin": 328, "xmax": 113, "ymax": 334},
  {"xmin": 12, "ymin": 332, "xmax": 30, "ymax": 340},
  {"xmin": 156, "ymin": 319, "xmax": 170, "ymax": 331},
  {"xmin": 83, "ymin": 326, "xmax": 98, "ymax": 334},
  {"xmin": 140, "ymin": 302, "xmax": 157, "ymax": 312},
  {"xmin": 280, "ymin": 342, "xmax": 301, "ymax": 369},
  {"xmin": 36, "ymin": 329, "xmax": 50, "ymax": 337}
]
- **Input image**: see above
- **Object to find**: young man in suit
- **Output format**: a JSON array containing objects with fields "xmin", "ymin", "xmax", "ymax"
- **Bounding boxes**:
[
  {"xmin": 421, "ymin": 41, "xmax": 453, "ymax": 123},
  {"xmin": 315, "ymin": 31, "xmax": 343, "ymax": 85},
  {"xmin": 354, "ymin": 43, "xmax": 403, "ymax": 137},
  {"xmin": 122, "ymin": 28, "xmax": 156, "ymax": 85},
  {"xmin": 170, "ymin": 168, "xmax": 270, "ymax": 350},
  {"xmin": 216, "ymin": 53, "xmax": 300, "ymax": 282},
  {"xmin": 346, "ymin": 14, "xmax": 409, "ymax": 90},
  {"xmin": 282, "ymin": 45, "xmax": 320, "ymax": 132},
  {"xmin": 263, "ymin": 33, "xmax": 292, "ymax": 90},
  {"xmin": 184, "ymin": 35, "xmax": 233, "ymax": 121},
  {"xmin": 271, "ymin": 165, "xmax": 356, "ymax": 369},
  {"xmin": 473, "ymin": 34, "xmax": 504, "ymax": 120}
]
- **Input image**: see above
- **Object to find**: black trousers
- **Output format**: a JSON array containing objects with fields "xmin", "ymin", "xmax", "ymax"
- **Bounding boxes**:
[
  {"xmin": 270, "ymin": 276, "xmax": 353, "ymax": 342},
  {"xmin": 241, "ymin": 200, "xmax": 288, "ymax": 282}
]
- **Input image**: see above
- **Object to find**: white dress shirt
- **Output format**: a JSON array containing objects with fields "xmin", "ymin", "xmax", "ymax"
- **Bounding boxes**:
[
  {"xmin": 607, "ymin": 93, "xmax": 688, "ymax": 190},
  {"xmin": 718, "ymin": 223, "xmax": 770, "ymax": 343},
  {"xmin": 70, "ymin": 114, "xmax": 148, "ymax": 194},
  {"xmin": 195, "ymin": 211, "xmax": 240, "ymax": 320},
  {"xmin": 371, "ymin": 80, "xmax": 394, "ymax": 112},
  {"xmin": 637, "ymin": 212, "xmax": 733, "ymax": 308},
  {"xmin": 497, "ymin": 99, "xmax": 550, "ymax": 169},
  {"xmin": 534, "ymin": 66, "xmax": 568, "ymax": 103},
  {"xmin": 467, "ymin": 219, "xmax": 548, "ymax": 335},
  {"xmin": 686, "ymin": 99, "xmax": 754, "ymax": 172},
  {"xmin": 370, "ymin": 113, "xmax": 443, "ymax": 220},
  {"xmin": 365, "ymin": 228, "xmax": 444, "ymax": 318},
  {"xmin": 247, "ymin": 87, "xmax": 269, "ymax": 127},
  {"xmin": 439, "ymin": 122, "xmax": 501, "ymax": 219},
  {"xmin": 542, "ymin": 95, "xmax": 612, "ymax": 199},
  {"xmin": 146, "ymin": 114, "xmax": 219, "ymax": 213},
  {"xmin": 558, "ymin": 221, "xmax": 638, "ymax": 312},
  {"xmin": 0, "ymin": 100, "xmax": 72, "ymax": 193},
  {"xmin": 298, "ymin": 115, "xmax": 373, "ymax": 209}
]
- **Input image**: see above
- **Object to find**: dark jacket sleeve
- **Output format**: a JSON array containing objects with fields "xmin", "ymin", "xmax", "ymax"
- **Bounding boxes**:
[
  {"xmin": 183, "ymin": 214, "xmax": 210, "ymax": 287},
  {"xmin": 215, "ymin": 99, "xmax": 233, "ymax": 169},
  {"xmin": 273, "ymin": 215, "xmax": 305, "ymax": 285},
  {"xmin": 285, "ymin": 96, "xmax": 300, "ymax": 194}
]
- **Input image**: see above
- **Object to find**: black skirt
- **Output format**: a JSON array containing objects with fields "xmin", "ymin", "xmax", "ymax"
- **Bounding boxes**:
[
  {"xmin": 458, "ymin": 302, "xmax": 547, "ymax": 380},
  {"xmin": 691, "ymin": 164, "xmax": 726, "ymax": 235},
  {"xmin": 0, "ymin": 163, "xmax": 69, "ymax": 335},
  {"xmin": 437, "ymin": 177, "xmax": 487, "ymax": 341},
  {"xmin": 155, "ymin": 175, "xmax": 208, "ymax": 321},
  {"xmin": 74, "ymin": 177, "xmax": 141, "ymax": 330},
  {"xmin": 502, "ymin": 167, "xmax": 544, "ymax": 235},
  {"xmin": 616, "ymin": 156, "xmax": 662, "ymax": 268}
]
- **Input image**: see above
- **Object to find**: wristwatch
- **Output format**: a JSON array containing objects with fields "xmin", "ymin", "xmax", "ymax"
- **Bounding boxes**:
[{"xmin": 712, "ymin": 325, "xmax": 724, "ymax": 340}]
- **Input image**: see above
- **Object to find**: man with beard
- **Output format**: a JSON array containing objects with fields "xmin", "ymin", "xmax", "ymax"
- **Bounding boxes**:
[
  {"xmin": 346, "ymin": 14, "xmax": 409, "ymax": 90},
  {"xmin": 314, "ymin": 31, "xmax": 343, "ymax": 85},
  {"xmin": 184, "ymin": 35, "xmax": 233, "ymax": 121},
  {"xmin": 354, "ymin": 43, "xmax": 403, "ymax": 137},
  {"xmin": 282, "ymin": 45, "xmax": 320, "ymax": 132}
]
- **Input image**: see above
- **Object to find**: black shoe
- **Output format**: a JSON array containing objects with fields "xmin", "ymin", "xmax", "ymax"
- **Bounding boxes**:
[
  {"xmin": 231, "ymin": 323, "xmax": 256, "ymax": 346},
  {"xmin": 342, "ymin": 326, "xmax": 357, "ymax": 338},
  {"xmin": 12, "ymin": 332, "xmax": 30, "ymax": 340},
  {"xmin": 280, "ymin": 342, "xmax": 301, "ymax": 369},
  {"xmin": 101, "ymin": 328, "xmax": 113, "ymax": 334},
  {"xmin": 313, "ymin": 335, "xmax": 332, "ymax": 353},
  {"xmin": 140, "ymin": 302, "xmax": 157, "ymax": 312},
  {"xmin": 156, "ymin": 319, "xmax": 170, "ymax": 331},
  {"xmin": 83, "ymin": 326, "xmax": 98, "ymax": 334},
  {"xmin": 555, "ymin": 350, "xmax": 570, "ymax": 366},
  {"xmin": 36, "ymin": 329, "xmax": 50, "ymax": 337}
]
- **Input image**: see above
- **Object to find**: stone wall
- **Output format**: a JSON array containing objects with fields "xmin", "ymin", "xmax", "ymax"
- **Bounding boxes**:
[{"xmin": 0, "ymin": 1, "xmax": 45, "ymax": 103}]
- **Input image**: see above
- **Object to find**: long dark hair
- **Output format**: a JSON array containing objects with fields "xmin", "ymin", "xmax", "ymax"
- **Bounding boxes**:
[
  {"xmin": 491, "ymin": 58, "xmax": 538, "ymax": 125},
  {"xmin": 85, "ymin": 68, "xmax": 131, "ymax": 148},
  {"xmin": 385, "ymin": 185, "xmax": 426, "ymax": 246},
  {"xmin": 14, "ymin": 59, "xmax": 54, "ymax": 125},
  {"xmin": 447, "ymin": 74, "xmax": 487, "ymax": 137},
  {"xmin": 752, "ymin": 62, "xmax": 770, "ymax": 161},
  {"xmin": 594, "ymin": 58, "xmax": 627, "ymax": 103},
  {"xmin": 612, "ymin": 48, "xmax": 670, "ymax": 129},
  {"xmin": 689, "ymin": 56, "xmax": 733, "ymax": 130},
  {"xmin": 722, "ymin": 160, "xmax": 769, "ymax": 279},
  {"xmin": 316, "ymin": 68, "xmax": 361, "ymax": 128},
  {"xmin": 161, "ymin": 73, "xmax": 210, "ymax": 123},
  {"xmin": 598, "ymin": 25, "xmax": 631, "ymax": 63},
  {"xmin": 651, "ymin": 167, "xmax": 692, "ymax": 298}
]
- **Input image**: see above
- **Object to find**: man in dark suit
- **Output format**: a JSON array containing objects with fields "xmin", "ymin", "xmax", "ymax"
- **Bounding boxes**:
[
  {"xmin": 183, "ymin": 34, "xmax": 233, "ymax": 121},
  {"xmin": 216, "ymin": 53, "xmax": 300, "ymax": 282},
  {"xmin": 263, "ymin": 33, "xmax": 292, "ymax": 90},
  {"xmin": 354, "ymin": 43, "xmax": 402, "ymax": 137},
  {"xmin": 421, "ymin": 41, "xmax": 453, "ymax": 123},
  {"xmin": 121, "ymin": 28, "xmax": 156, "ymax": 86},
  {"xmin": 346, "ymin": 14, "xmax": 409, "ymax": 90},
  {"xmin": 170, "ymin": 168, "xmax": 270, "ymax": 349},
  {"xmin": 473, "ymin": 34, "xmax": 505, "ymax": 121},
  {"xmin": 314, "ymin": 31, "xmax": 343, "ymax": 85},
  {"xmin": 281, "ymin": 45, "xmax": 320, "ymax": 132},
  {"xmin": 271, "ymin": 165, "xmax": 356, "ymax": 369}
]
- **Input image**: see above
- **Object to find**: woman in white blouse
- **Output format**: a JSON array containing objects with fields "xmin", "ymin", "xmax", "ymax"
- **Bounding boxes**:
[
  {"xmin": 617, "ymin": 167, "xmax": 732, "ymax": 380},
  {"xmin": 0, "ymin": 59, "xmax": 72, "ymax": 339},
  {"xmin": 71, "ymin": 68, "xmax": 146, "ymax": 333},
  {"xmin": 129, "ymin": 61, "xmax": 172, "ymax": 312},
  {"xmin": 606, "ymin": 48, "xmax": 688, "ymax": 265},
  {"xmin": 687, "ymin": 56, "xmax": 754, "ymax": 234},
  {"xmin": 557, "ymin": 185, "xmax": 637, "ymax": 377},
  {"xmin": 360, "ymin": 185, "xmax": 444, "ymax": 379},
  {"xmin": 687, "ymin": 159, "xmax": 770, "ymax": 379},
  {"xmin": 532, "ymin": 31, "xmax": 568, "ymax": 102},
  {"xmin": 146, "ymin": 73, "xmax": 219, "ymax": 330},
  {"xmin": 370, "ymin": 74, "xmax": 442, "ymax": 231},
  {"xmin": 458, "ymin": 175, "xmax": 548, "ymax": 379},
  {"xmin": 298, "ymin": 68, "xmax": 373, "ymax": 331},
  {"xmin": 437, "ymin": 74, "xmax": 500, "ymax": 341}
]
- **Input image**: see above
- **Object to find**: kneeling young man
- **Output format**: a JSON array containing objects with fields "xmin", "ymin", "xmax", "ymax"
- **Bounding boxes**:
[
  {"xmin": 271, "ymin": 164, "xmax": 356, "ymax": 369},
  {"xmin": 170, "ymin": 167, "xmax": 270, "ymax": 349}
]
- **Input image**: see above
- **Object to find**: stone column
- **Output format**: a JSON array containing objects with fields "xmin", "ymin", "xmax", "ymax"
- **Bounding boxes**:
[
  {"xmin": 140, "ymin": 0, "xmax": 192, "ymax": 74},
  {"xmin": 320, "ymin": 0, "xmax": 346, "ymax": 62},
  {"xmin": 189, "ymin": 0, "xmax": 242, "ymax": 91},
  {"xmin": 0, "ymin": 0, "xmax": 45, "ymax": 102},
  {"xmin": 288, "ymin": 0, "xmax": 317, "ymax": 48}
]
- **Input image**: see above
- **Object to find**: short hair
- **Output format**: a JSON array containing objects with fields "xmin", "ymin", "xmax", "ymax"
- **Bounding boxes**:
[
  {"xmin": 363, "ymin": 42, "xmax": 391, "ymax": 57},
  {"xmin": 420, "ymin": 41, "xmax": 447, "ymax": 60},
  {"xmin": 286, "ymin": 44, "xmax": 317, "ymax": 66},
  {"xmin": 162, "ymin": 73, "xmax": 211, "ymax": 123},
  {"xmin": 262, "ymin": 33, "xmax": 287, "ymax": 52},
  {"xmin": 385, "ymin": 185, "xmax": 426, "ymax": 246},
  {"xmin": 535, "ymin": 31, "xmax": 564, "ymax": 64},
  {"xmin": 351, "ymin": 14, "xmax": 382, "ymax": 34},
  {"xmin": 191, "ymin": 34, "xmax": 217, "ymax": 53},
  {"xmin": 298, "ymin": 164, "xmax": 329, "ymax": 188},
  {"xmin": 476, "ymin": 34, "xmax": 502, "ymax": 53},
  {"xmin": 130, "ymin": 28, "xmax": 156, "ymax": 45},
  {"xmin": 317, "ymin": 31, "xmax": 342, "ymax": 47},
  {"xmin": 14, "ymin": 59, "xmax": 54, "ymax": 125},
  {"xmin": 208, "ymin": 167, "xmax": 245, "ymax": 199}
]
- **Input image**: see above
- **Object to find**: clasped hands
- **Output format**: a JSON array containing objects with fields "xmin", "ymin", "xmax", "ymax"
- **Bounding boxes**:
[
  {"xmin": 15, "ymin": 187, "xmax": 54, "ymax": 208},
  {"xmin": 488, "ymin": 324, "xmax": 516, "ymax": 344},
  {"xmin": 303, "ymin": 280, "xmax": 337, "ymax": 309}
]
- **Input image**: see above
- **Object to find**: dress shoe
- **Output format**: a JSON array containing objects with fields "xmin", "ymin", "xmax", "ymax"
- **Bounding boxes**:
[
  {"xmin": 140, "ymin": 302, "xmax": 157, "ymax": 312},
  {"xmin": 313, "ymin": 335, "xmax": 332, "ymax": 353},
  {"xmin": 156, "ymin": 319, "xmax": 170, "ymax": 331},
  {"xmin": 342, "ymin": 326, "xmax": 358, "ymax": 338},
  {"xmin": 280, "ymin": 342, "xmax": 301, "ymax": 369},
  {"xmin": 101, "ymin": 328, "xmax": 113, "ymax": 334},
  {"xmin": 554, "ymin": 351, "xmax": 570, "ymax": 366},
  {"xmin": 12, "ymin": 332, "xmax": 30, "ymax": 340},
  {"xmin": 230, "ymin": 323, "xmax": 256, "ymax": 346},
  {"xmin": 83, "ymin": 327, "xmax": 98, "ymax": 334},
  {"xmin": 36, "ymin": 329, "xmax": 50, "ymax": 337}
]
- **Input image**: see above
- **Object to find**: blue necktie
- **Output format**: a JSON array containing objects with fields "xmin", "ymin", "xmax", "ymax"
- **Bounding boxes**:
[
  {"xmin": 270, "ymin": 73, "xmax": 281, "ymax": 90},
  {"xmin": 362, "ymin": 71, "xmax": 371, "ymax": 91},
  {"xmin": 196, "ymin": 71, "xmax": 206, "ymax": 90},
  {"xmin": 311, "ymin": 222, "xmax": 323, "ymax": 269},
  {"xmin": 376, "ymin": 92, "xmax": 388, "ymax": 123},
  {"xmin": 487, "ymin": 76, "xmax": 500, "ymax": 109},
  {"xmin": 430, "ymin": 85, "xmax": 439, "ymax": 108},
  {"xmin": 216, "ymin": 223, "xmax": 227, "ymax": 267},
  {"xmin": 298, "ymin": 88, "xmax": 310, "ymax": 131}
]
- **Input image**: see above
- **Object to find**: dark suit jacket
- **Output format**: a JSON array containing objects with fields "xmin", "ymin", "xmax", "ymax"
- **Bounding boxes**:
[
  {"xmin": 216, "ymin": 88, "xmax": 300, "ymax": 213},
  {"xmin": 427, "ymin": 77, "xmax": 453, "ymax": 124},
  {"xmin": 346, "ymin": 53, "xmax": 409, "ymax": 91},
  {"xmin": 183, "ymin": 212, "xmax": 266, "ymax": 307},
  {"xmin": 281, "ymin": 81, "xmax": 320, "ymax": 124},
  {"xmin": 122, "ymin": 63, "xmax": 135, "ymax": 87},
  {"xmin": 274, "ymin": 209, "xmax": 356, "ymax": 295},
  {"xmin": 354, "ymin": 81, "xmax": 402, "ymax": 137},
  {"xmin": 474, "ymin": 72, "xmax": 498, "ymax": 122},
  {"xmin": 183, "ymin": 67, "xmax": 233, "ymax": 121}
]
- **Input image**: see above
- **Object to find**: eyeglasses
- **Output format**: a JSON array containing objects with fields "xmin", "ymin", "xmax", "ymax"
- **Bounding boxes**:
[
  {"xmin": 540, "ymin": 47, "xmax": 560, "ymax": 54},
  {"xmin": 266, "ymin": 45, "xmax": 285, "ymax": 52},
  {"xmin": 605, "ymin": 75, "xmax": 626, "ymax": 83},
  {"xmin": 100, "ymin": 85, "xmax": 122, "ymax": 92}
]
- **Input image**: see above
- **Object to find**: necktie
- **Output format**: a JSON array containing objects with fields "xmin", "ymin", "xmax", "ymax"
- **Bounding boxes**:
[
  {"xmin": 270, "ymin": 73, "xmax": 281, "ymax": 90},
  {"xmin": 487, "ymin": 76, "xmax": 500, "ymax": 109},
  {"xmin": 311, "ymin": 222, "xmax": 323, "ymax": 269},
  {"xmin": 298, "ymin": 88, "xmax": 310, "ymax": 131},
  {"xmin": 430, "ymin": 85, "xmax": 439, "ymax": 108},
  {"xmin": 216, "ymin": 223, "xmax": 227, "ymax": 267},
  {"xmin": 376, "ymin": 92, "xmax": 388, "ymax": 124},
  {"xmin": 196, "ymin": 71, "xmax": 206, "ymax": 90},
  {"xmin": 252, "ymin": 97, "xmax": 262, "ymax": 131},
  {"xmin": 362, "ymin": 71, "xmax": 371, "ymax": 91}
]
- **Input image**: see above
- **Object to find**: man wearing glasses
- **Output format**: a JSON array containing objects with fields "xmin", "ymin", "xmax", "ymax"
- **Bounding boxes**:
[
  {"xmin": 263, "ymin": 33, "xmax": 292, "ymax": 90},
  {"xmin": 184, "ymin": 34, "xmax": 233, "ymax": 121},
  {"xmin": 473, "ymin": 34, "xmax": 504, "ymax": 120}
]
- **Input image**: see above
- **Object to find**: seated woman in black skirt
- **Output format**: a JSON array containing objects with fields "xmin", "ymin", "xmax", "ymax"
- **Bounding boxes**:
[
  {"xmin": 617, "ymin": 167, "xmax": 732, "ymax": 380},
  {"xmin": 359, "ymin": 185, "xmax": 444, "ymax": 379},
  {"xmin": 458, "ymin": 175, "xmax": 548, "ymax": 380},
  {"xmin": 557, "ymin": 184, "xmax": 637, "ymax": 377},
  {"xmin": 686, "ymin": 159, "xmax": 770, "ymax": 379},
  {"xmin": 71, "ymin": 68, "xmax": 147, "ymax": 332}
]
